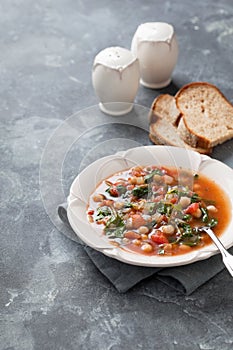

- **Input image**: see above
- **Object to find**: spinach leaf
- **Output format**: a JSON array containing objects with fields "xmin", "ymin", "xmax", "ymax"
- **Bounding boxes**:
[
  {"xmin": 172, "ymin": 224, "xmax": 201, "ymax": 246},
  {"xmin": 132, "ymin": 185, "xmax": 149, "ymax": 198},
  {"xmin": 96, "ymin": 206, "xmax": 111, "ymax": 220},
  {"xmin": 180, "ymin": 227, "xmax": 201, "ymax": 246},
  {"xmin": 191, "ymin": 193, "xmax": 216, "ymax": 206},
  {"xmin": 179, "ymin": 223, "xmax": 193, "ymax": 236},
  {"xmin": 105, "ymin": 212, "xmax": 123, "ymax": 228},
  {"xmin": 105, "ymin": 225, "xmax": 125, "ymax": 238},
  {"xmin": 104, "ymin": 213, "xmax": 125, "ymax": 238},
  {"xmin": 157, "ymin": 202, "xmax": 173, "ymax": 215},
  {"xmin": 116, "ymin": 185, "xmax": 127, "ymax": 195},
  {"xmin": 180, "ymin": 238, "xmax": 200, "ymax": 246},
  {"xmin": 191, "ymin": 193, "xmax": 201, "ymax": 203}
]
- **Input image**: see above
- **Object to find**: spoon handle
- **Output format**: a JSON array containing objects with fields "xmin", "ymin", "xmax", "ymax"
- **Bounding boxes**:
[{"xmin": 202, "ymin": 227, "xmax": 233, "ymax": 277}]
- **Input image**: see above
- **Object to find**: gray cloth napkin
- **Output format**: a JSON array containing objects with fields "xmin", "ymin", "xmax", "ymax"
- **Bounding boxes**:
[{"xmin": 58, "ymin": 203, "xmax": 231, "ymax": 294}]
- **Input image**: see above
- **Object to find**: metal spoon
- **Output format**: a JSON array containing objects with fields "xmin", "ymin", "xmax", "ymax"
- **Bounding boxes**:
[{"xmin": 199, "ymin": 226, "xmax": 233, "ymax": 277}]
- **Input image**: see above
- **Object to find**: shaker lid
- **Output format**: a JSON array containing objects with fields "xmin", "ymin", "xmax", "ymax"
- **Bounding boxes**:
[
  {"xmin": 135, "ymin": 22, "xmax": 174, "ymax": 42},
  {"xmin": 94, "ymin": 47, "xmax": 137, "ymax": 69}
]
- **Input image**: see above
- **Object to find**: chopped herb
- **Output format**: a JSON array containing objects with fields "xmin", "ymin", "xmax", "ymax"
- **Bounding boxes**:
[
  {"xmin": 208, "ymin": 218, "xmax": 218, "ymax": 228},
  {"xmin": 182, "ymin": 214, "xmax": 192, "ymax": 222},
  {"xmin": 167, "ymin": 188, "xmax": 179, "ymax": 195},
  {"xmin": 201, "ymin": 207, "xmax": 209, "ymax": 223},
  {"xmin": 158, "ymin": 248, "xmax": 165, "ymax": 255},
  {"xmin": 167, "ymin": 187, "xmax": 190, "ymax": 198}
]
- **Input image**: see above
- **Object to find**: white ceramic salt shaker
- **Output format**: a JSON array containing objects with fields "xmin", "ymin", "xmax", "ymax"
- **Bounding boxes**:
[
  {"xmin": 131, "ymin": 22, "xmax": 179, "ymax": 88},
  {"xmin": 92, "ymin": 47, "xmax": 140, "ymax": 116}
]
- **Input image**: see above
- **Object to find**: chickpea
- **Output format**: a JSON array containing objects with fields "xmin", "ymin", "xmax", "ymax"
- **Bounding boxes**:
[
  {"xmin": 179, "ymin": 196, "xmax": 191, "ymax": 208},
  {"xmin": 163, "ymin": 243, "xmax": 173, "ymax": 254},
  {"xmin": 124, "ymin": 230, "xmax": 140, "ymax": 239},
  {"xmin": 152, "ymin": 213, "xmax": 162, "ymax": 223},
  {"xmin": 133, "ymin": 200, "xmax": 145, "ymax": 211},
  {"xmin": 126, "ymin": 217, "xmax": 133, "ymax": 229},
  {"xmin": 163, "ymin": 175, "xmax": 174, "ymax": 185},
  {"xmin": 133, "ymin": 166, "xmax": 143, "ymax": 172},
  {"xmin": 93, "ymin": 193, "xmax": 105, "ymax": 202},
  {"xmin": 136, "ymin": 176, "xmax": 144, "ymax": 185},
  {"xmin": 87, "ymin": 215, "xmax": 94, "ymax": 223},
  {"xmin": 132, "ymin": 239, "xmax": 141, "ymax": 246},
  {"xmin": 153, "ymin": 174, "xmax": 162, "ymax": 183},
  {"xmin": 138, "ymin": 226, "xmax": 149, "ymax": 235},
  {"xmin": 129, "ymin": 176, "xmax": 138, "ymax": 185},
  {"xmin": 161, "ymin": 224, "xmax": 175, "ymax": 235},
  {"xmin": 179, "ymin": 244, "xmax": 192, "ymax": 253},
  {"xmin": 193, "ymin": 208, "xmax": 202, "ymax": 218},
  {"xmin": 207, "ymin": 205, "xmax": 218, "ymax": 213},
  {"xmin": 141, "ymin": 243, "xmax": 153, "ymax": 253},
  {"xmin": 141, "ymin": 234, "xmax": 148, "ymax": 241},
  {"xmin": 130, "ymin": 214, "xmax": 146, "ymax": 229}
]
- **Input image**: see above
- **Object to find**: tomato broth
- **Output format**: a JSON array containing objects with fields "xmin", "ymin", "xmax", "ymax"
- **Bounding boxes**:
[{"xmin": 87, "ymin": 165, "xmax": 232, "ymax": 256}]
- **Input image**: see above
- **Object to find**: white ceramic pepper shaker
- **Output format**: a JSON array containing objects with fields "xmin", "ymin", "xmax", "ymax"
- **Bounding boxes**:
[
  {"xmin": 92, "ymin": 47, "xmax": 140, "ymax": 116},
  {"xmin": 131, "ymin": 22, "xmax": 179, "ymax": 89}
]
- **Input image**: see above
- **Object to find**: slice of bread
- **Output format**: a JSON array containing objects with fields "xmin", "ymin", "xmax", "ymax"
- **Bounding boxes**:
[
  {"xmin": 149, "ymin": 94, "xmax": 212, "ymax": 154},
  {"xmin": 177, "ymin": 117, "xmax": 197, "ymax": 147},
  {"xmin": 149, "ymin": 115, "xmax": 212, "ymax": 154},
  {"xmin": 176, "ymin": 82, "xmax": 233, "ymax": 148},
  {"xmin": 149, "ymin": 94, "xmax": 181, "ymax": 126}
]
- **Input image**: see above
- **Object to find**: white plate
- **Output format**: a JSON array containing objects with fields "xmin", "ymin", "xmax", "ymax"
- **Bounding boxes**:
[{"xmin": 67, "ymin": 145, "xmax": 233, "ymax": 267}]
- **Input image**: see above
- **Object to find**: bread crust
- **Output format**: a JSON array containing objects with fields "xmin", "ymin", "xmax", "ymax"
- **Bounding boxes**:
[
  {"xmin": 175, "ymin": 82, "xmax": 233, "ymax": 148},
  {"xmin": 149, "ymin": 92, "xmax": 212, "ymax": 154},
  {"xmin": 149, "ymin": 115, "xmax": 212, "ymax": 154}
]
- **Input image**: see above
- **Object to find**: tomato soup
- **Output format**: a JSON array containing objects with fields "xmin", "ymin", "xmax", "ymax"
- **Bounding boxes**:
[{"xmin": 87, "ymin": 166, "xmax": 231, "ymax": 256}]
